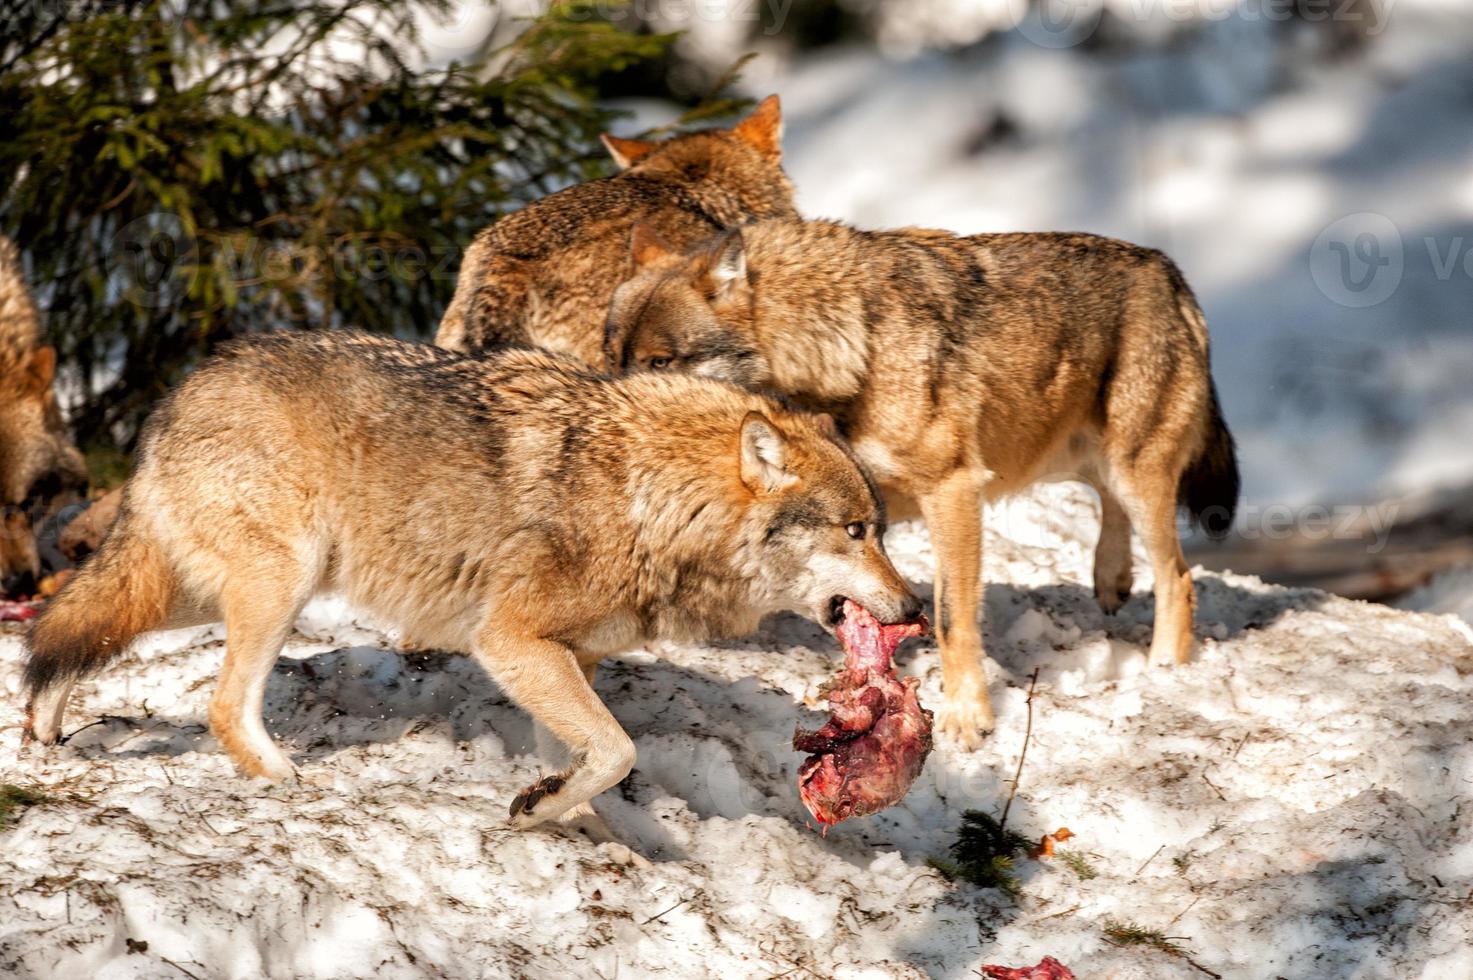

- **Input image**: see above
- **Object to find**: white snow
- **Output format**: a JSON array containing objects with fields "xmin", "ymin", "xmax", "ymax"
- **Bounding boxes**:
[
  {"xmin": 5, "ymin": 484, "xmax": 1472, "ymax": 978},
  {"xmin": 1400, "ymin": 564, "xmax": 1473, "ymax": 626}
]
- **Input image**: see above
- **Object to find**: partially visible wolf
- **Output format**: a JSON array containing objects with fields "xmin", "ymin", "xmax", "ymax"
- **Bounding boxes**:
[
  {"xmin": 435, "ymin": 96, "xmax": 797, "ymax": 366},
  {"xmin": 23, "ymin": 331, "xmax": 920, "ymax": 827},
  {"xmin": 604, "ymin": 220, "xmax": 1240, "ymax": 745},
  {"xmin": 0, "ymin": 236, "xmax": 87, "ymax": 595}
]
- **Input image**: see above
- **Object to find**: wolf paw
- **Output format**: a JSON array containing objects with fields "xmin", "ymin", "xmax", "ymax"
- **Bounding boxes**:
[
  {"xmin": 509, "ymin": 773, "xmax": 566, "ymax": 826},
  {"xmin": 1148, "ymin": 645, "xmax": 1194, "ymax": 669},
  {"xmin": 251, "ymin": 759, "xmax": 299, "ymax": 785},
  {"xmin": 935, "ymin": 689, "xmax": 994, "ymax": 750},
  {"xmin": 1094, "ymin": 583, "xmax": 1131, "ymax": 615},
  {"xmin": 601, "ymin": 841, "xmax": 652, "ymax": 869},
  {"xmin": 1093, "ymin": 561, "xmax": 1133, "ymax": 615}
]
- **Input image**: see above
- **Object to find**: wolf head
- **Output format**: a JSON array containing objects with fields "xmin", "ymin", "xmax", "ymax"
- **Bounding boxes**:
[
  {"xmin": 598, "ymin": 95, "xmax": 795, "ymax": 227},
  {"xmin": 732, "ymin": 409, "xmax": 920, "ymax": 630},
  {"xmin": 604, "ymin": 224, "xmax": 769, "ymax": 386},
  {"xmin": 0, "ymin": 242, "xmax": 87, "ymax": 595}
]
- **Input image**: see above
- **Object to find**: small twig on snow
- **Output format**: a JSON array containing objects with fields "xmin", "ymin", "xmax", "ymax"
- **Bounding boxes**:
[
  {"xmin": 1180, "ymin": 955, "xmax": 1223, "ymax": 978},
  {"xmin": 1034, "ymin": 903, "xmax": 1083, "ymax": 921},
  {"xmin": 1134, "ymin": 844, "xmax": 1166, "ymax": 877},
  {"xmin": 1169, "ymin": 895, "xmax": 1202, "ymax": 927},
  {"xmin": 999, "ymin": 666, "xmax": 1041, "ymax": 833},
  {"xmin": 640, "ymin": 898, "xmax": 688, "ymax": 925},
  {"xmin": 160, "ymin": 958, "xmax": 207, "ymax": 980}
]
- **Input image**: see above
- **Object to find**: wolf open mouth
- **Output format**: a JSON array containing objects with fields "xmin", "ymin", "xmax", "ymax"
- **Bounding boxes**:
[{"xmin": 794, "ymin": 599, "xmax": 932, "ymax": 829}]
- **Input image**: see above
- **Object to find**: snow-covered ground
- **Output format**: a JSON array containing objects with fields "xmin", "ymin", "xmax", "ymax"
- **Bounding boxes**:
[
  {"xmin": 5, "ymin": 485, "xmax": 1473, "ymax": 978},
  {"xmin": 1400, "ymin": 565, "xmax": 1473, "ymax": 625}
]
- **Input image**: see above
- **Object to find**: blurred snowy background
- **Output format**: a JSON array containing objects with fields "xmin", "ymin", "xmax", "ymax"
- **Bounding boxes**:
[{"xmin": 442, "ymin": 0, "xmax": 1473, "ymax": 617}]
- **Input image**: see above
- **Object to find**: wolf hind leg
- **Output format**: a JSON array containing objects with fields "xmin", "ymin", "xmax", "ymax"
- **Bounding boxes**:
[
  {"xmin": 1089, "ymin": 478, "xmax": 1135, "ymax": 615},
  {"xmin": 1111, "ymin": 464, "xmax": 1195, "ymax": 668},
  {"xmin": 475, "ymin": 632, "xmax": 634, "ymax": 829},
  {"xmin": 209, "ymin": 566, "xmax": 315, "ymax": 782}
]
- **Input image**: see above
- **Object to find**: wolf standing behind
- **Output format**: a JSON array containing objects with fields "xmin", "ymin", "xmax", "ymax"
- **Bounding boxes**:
[
  {"xmin": 435, "ymin": 96, "xmax": 796, "ymax": 367},
  {"xmin": 0, "ymin": 236, "xmax": 87, "ymax": 595},
  {"xmin": 605, "ymin": 221, "xmax": 1240, "ymax": 745},
  {"xmin": 22, "ymin": 332, "xmax": 920, "ymax": 826}
]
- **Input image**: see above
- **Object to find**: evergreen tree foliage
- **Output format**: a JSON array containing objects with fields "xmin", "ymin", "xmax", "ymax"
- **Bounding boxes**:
[{"xmin": 0, "ymin": 0, "xmax": 737, "ymax": 448}]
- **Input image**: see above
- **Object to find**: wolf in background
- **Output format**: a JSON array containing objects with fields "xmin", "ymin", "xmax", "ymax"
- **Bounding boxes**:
[
  {"xmin": 0, "ymin": 236, "xmax": 88, "ymax": 596},
  {"xmin": 22, "ymin": 332, "xmax": 920, "ymax": 827},
  {"xmin": 435, "ymin": 96, "xmax": 797, "ymax": 367},
  {"xmin": 604, "ymin": 220, "xmax": 1240, "ymax": 745}
]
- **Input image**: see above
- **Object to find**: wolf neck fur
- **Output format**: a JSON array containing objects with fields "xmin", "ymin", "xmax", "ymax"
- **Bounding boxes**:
[{"xmin": 738, "ymin": 221, "xmax": 873, "ymax": 405}]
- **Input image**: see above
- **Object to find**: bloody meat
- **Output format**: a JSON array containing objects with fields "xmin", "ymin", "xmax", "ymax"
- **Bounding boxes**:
[
  {"xmin": 794, "ymin": 599, "xmax": 932, "ymax": 828},
  {"xmin": 981, "ymin": 958, "xmax": 1076, "ymax": 980}
]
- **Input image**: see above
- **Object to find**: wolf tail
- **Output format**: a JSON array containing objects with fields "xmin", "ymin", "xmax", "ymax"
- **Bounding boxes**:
[
  {"xmin": 23, "ymin": 510, "xmax": 177, "ymax": 738},
  {"xmin": 1172, "ymin": 271, "xmax": 1243, "ymax": 539},
  {"xmin": 1170, "ymin": 280, "xmax": 1239, "ymax": 540},
  {"xmin": 1179, "ymin": 381, "xmax": 1240, "ymax": 540}
]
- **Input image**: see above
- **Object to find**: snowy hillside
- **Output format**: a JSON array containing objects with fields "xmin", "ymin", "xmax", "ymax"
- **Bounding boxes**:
[{"xmin": 4, "ymin": 486, "xmax": 1472, "ymax": 978}]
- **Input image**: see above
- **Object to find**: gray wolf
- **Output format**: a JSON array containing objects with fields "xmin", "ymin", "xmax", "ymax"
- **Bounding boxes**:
[
  {"xmin": 435, "ymin": 96, "xmax": 797, "ymax": 367},
  {"xmin": 603, "ymin": 220, "xmax": 1240, "ymax": 746},
  {"xmin": 0, "ymin": 236, "xmax": 87, "ymax": 595},
  {"xmin": 22, "ymin": 331, "xmax": 920, "ymax": 827}
]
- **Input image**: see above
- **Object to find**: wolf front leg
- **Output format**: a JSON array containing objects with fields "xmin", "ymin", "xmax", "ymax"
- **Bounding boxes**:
[
  {"xmin": 920, "ymin": 469, "xmax": 996, "ymax": 748},
  {"xmin": 473, "ymin": 630, "xmax": 635, "ymax": 829}
]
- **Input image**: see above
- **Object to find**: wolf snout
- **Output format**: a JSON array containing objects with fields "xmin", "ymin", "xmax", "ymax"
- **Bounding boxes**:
[
  {"xmin": 841, "ymin": 589, "xmax": 924, "ymax": 627},
  {"xmin": 874, "ymin": 590, "xmax": 924, "ymax": 626},
  {"xmin": 2, "ymin": 567, "xmax": 37, "ymax": 598}
]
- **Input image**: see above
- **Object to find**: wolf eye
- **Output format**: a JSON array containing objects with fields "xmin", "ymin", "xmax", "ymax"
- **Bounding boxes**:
[
  {"xmin": 22, "ymin": 472, "xmax": 63, "ymax": 509},
  {"xmin": 648, "ymin": 356, "xmax": 673, "ymax": 370},
  {"xmin": 845, "ymin": 521, "xmax": 865, "ymax": 540}
]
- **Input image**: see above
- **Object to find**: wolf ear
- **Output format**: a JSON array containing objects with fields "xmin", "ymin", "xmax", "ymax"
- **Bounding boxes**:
[
  {"xmin": 601, "ymin": 133, "xmax": 659, "ymax": 170},
  {"xmin": 630, "ymin": 223, "xmax": 675, "ymax": 269},
  {"xmin": 731, "ymin": 95, "xmax": 782, "ymax": 162},
  {"xmin": 740, "ymin": 411, "xmax": 797, "ymax": 495},
  {"xmin": 813, "ymin": 412, "xmax": 840, "ymax": 440},
  {"xmin": 24, "ymin": 346, "xmax": 56, "ymax": 393},
  {"xmin": 704, "ymin": 229, "xmax": 747, "ymax": 300}
]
